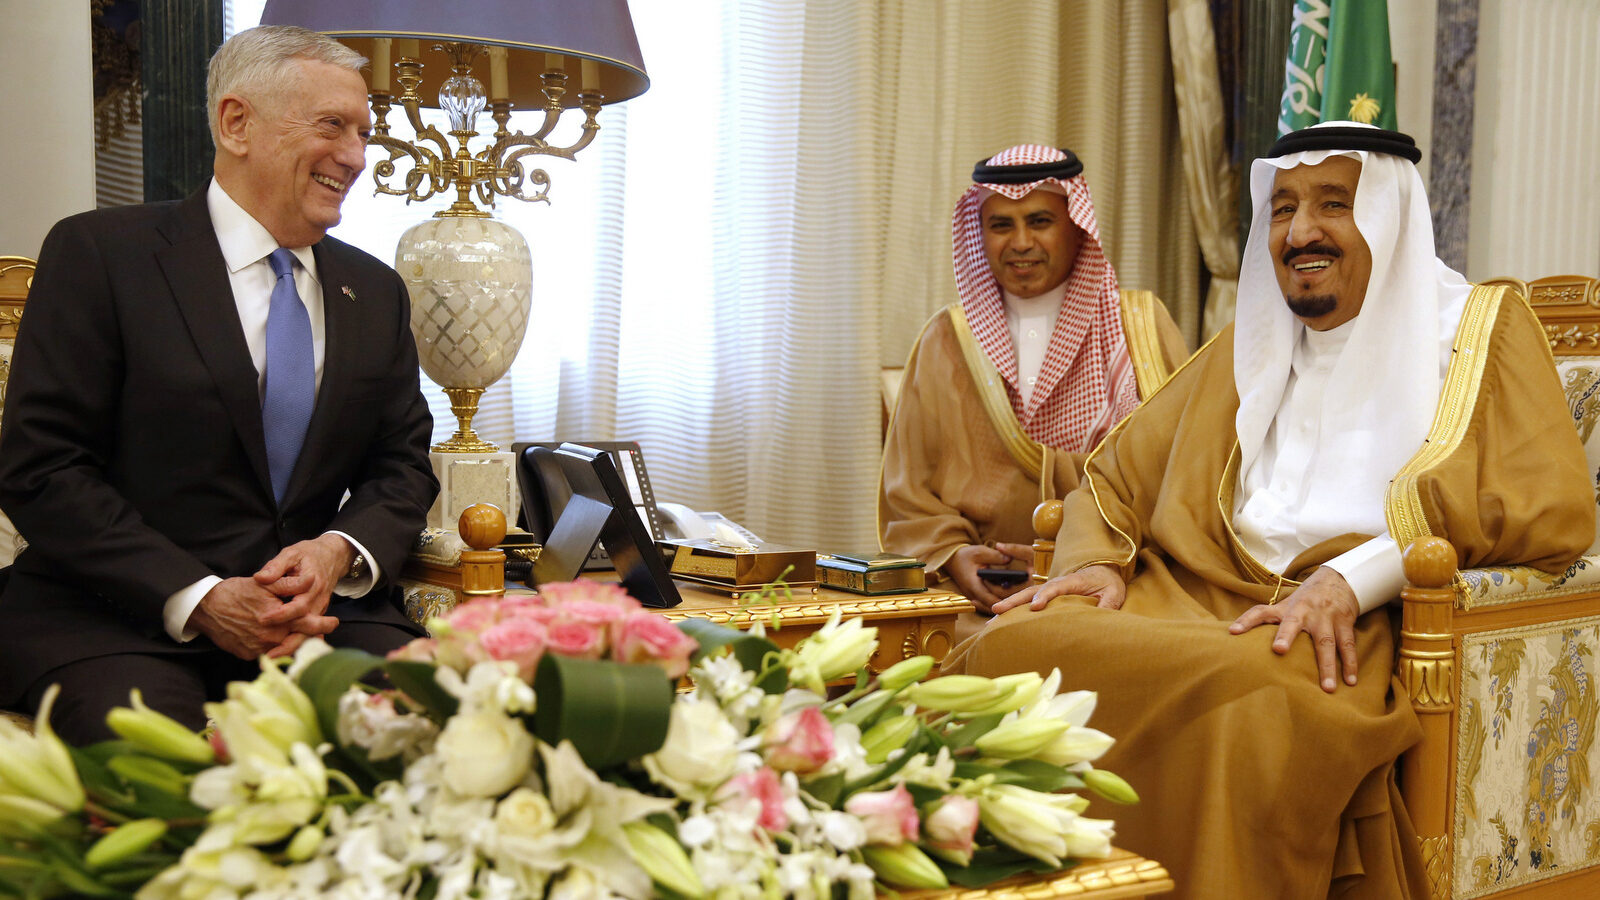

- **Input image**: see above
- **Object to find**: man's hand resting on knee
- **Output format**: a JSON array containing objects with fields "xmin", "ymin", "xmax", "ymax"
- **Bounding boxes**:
[
  {"xmin": 944, "ymin": 542, "xmax": 1034, "ymax": 613},
  {"xmin": 990, "ymin": 564, "xmax": 1126, "ymax": 615},
  {"xmin": 1228, "ymin": 566, "xmax": 1360, "ymax": 693}
]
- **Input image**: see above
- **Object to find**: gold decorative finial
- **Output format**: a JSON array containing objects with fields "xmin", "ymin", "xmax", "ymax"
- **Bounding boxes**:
[{"xmin": 1347, "ymin": 93, "xmax": 1381, "ymax": 124}]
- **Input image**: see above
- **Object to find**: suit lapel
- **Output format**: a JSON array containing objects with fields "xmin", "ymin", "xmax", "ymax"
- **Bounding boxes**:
[{"xmin": 155, "ymin": 193, "xmax": 274, "ymax": 499}]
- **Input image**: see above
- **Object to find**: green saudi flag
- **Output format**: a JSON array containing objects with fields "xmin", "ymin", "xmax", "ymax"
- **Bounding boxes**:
[{"xmin": 1278, "ymin": 0, "xmax": 1398, "ymax": 135}]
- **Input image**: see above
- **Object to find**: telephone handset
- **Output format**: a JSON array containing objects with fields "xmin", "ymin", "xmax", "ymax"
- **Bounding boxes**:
[{"xmin": 656, "ymin": 502, "xmax": 762, "ymax": 545}]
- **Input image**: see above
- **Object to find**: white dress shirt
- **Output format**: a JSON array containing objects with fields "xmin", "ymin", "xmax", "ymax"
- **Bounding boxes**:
[
  {"xmin": 1002, "ymin": 282, "xmax": 1068, "ymax": 405},
  {"xmin": 160, "ymin": 180, "xmax": 381, "ymax": 642},
  {"xmin": 1233, "ymin": 319, "xmax": 1405, "ymax": 613}
]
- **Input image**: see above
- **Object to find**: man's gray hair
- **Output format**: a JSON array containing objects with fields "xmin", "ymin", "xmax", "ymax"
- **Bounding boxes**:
[{"xmin": 206, "ymin": 25, "xmax": 367, "ymax": 142}]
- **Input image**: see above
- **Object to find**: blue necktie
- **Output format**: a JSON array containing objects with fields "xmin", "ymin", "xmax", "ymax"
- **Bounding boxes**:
[{"xmin": 262, "ymin": 248, "xmax": 315, "ymax": 504}]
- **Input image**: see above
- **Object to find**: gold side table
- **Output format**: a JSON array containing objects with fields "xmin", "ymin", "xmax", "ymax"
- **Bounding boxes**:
[
  {"xmin": 657, "ymin": 582, "xmax": 972, "ymax": 675},
  {"xmin": 903, "ymin": 849, "xmax": 1173, "ymax": 899}
]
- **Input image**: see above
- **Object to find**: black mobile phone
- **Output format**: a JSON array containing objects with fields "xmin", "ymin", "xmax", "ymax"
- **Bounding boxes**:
[{"xmin": 977, "ymin": 567, "xmax": 1028, "ymax": 586}]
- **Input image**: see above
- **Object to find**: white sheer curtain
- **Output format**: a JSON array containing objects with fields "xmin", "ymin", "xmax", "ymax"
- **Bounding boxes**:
[{"xmin": 226, "ymin": 1, "xmax": 1194, "ymax": 550}]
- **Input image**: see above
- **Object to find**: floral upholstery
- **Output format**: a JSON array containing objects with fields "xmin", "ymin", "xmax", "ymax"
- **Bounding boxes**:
[
  {"xmin": 1453, "ymin": 618, "xmax": 1600, "ymax": 897},
  {"xmin": 1426, "ymin": 276, "xmax": 1600, "ymax": 898}
]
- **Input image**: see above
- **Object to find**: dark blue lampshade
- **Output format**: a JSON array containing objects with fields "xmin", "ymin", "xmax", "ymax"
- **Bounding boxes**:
[{"xmin": 259, "ymin": 0, "xmax": 648, "ymax": 109}]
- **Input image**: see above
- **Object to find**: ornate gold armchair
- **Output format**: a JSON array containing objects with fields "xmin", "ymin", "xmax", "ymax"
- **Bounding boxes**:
[
  {"xmin": 0, "ymin": 255, "xmax": 32, "ymax": 731},
  {"xmin": 1399, "ymin": 275, "xmax": 1600, "ymax": 899},
  {"xmin": 0, "ymin": 256, "xmax": 32, "ymax": 567}
]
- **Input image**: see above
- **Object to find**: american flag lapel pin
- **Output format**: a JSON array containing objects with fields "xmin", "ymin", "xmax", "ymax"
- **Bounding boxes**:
[{"xmin": 341, "ymin": 286, "xmax": 357, "ymax": 302}]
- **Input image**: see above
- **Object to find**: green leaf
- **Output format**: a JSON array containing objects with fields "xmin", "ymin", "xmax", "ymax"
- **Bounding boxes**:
[
  {"xmin": 676, "ymin": 619, "xmax": 787, "ymax": 693},
  {"xmin": 939, "ymin": 848, "xmax": 1061, "ymax": 887},
  {"xmin": 295, "ymin": 649, "xmax": 399, "ymax": 788},
  {"xmin": 532, "ymin": 655, "xmax": 674, "ymax": 770},
  {"xmin": 939, "ymin": 713, "xmax": 1004, "ymax": 750},
  {"xmin": 801, "ymin": 771, "xmax": 845, "ymax": 807},
  {"xmin": 381, "ymin": 660, "xmax": 458, "ymax": 722},
  {"xmin": 298, "ymin": 648, "xmax": 384, "ymax": 738},
  {"xmin": 952, "ymin": 761, "xmax": 1008, "ymax": 781},
  {"xmin": 996, "ymin": 759, "xmax": 1083, "ymax": 793}
]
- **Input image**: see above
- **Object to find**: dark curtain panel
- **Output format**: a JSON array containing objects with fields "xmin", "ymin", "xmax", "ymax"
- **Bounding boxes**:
[
  {"xmin": 141, "ymin": 0, "xmax": 223, "ymax": 201},
  {"xmin": 1233, "ymin": 0, "xmax": 1291, "ymax": 248}
]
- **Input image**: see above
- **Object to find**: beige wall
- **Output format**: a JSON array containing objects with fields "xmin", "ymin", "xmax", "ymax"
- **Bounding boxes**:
[{"xmin": 0, "ymin": 0, "xmax": 97, "ymax": 258}]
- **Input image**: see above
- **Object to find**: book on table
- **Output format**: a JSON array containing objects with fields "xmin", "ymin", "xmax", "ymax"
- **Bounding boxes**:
[{"xmin": 817, "ymin": 551, "xmax": 927, "ymax": 595}]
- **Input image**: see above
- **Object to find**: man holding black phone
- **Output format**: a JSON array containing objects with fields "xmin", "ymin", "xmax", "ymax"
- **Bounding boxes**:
[{"xmin": 878, "ymin": 145, "xmax": 1188, "ymax": 614}]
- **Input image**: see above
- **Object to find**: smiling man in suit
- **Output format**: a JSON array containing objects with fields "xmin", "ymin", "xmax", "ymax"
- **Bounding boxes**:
[{"xmin": 0, "ymin": 25, "xmax": 438, "ymax": 743}]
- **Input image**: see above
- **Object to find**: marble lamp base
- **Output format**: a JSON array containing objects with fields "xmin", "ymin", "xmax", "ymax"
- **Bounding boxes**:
[{"xmin": 427, "ymin": 449, "xmax": 521, "ymax": 532}]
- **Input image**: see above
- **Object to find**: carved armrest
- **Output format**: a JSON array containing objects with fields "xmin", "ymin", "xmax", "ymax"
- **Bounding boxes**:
[{"xmin": 399, "ymin": 503, "xmax": 509, "ymax": 625}]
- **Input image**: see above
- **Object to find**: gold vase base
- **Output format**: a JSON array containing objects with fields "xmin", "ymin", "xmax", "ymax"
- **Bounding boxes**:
[
  {"xmin": 432, "ymin": 433, "xmax": 502, "ymax": 453},
  {"xmin": 435, "ymin": 386, "xmax": 500, "ymax": 453}
]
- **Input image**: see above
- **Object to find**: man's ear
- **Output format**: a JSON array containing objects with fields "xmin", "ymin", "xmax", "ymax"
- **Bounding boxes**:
[{"xmin": 214, "ymin": 95, "xmax": 253, "ymax": 158}]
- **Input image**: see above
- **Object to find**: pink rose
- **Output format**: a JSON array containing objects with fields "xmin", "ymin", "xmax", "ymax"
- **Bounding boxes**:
[
  {"xmin": 478, "ymin": 617, "xmax": 549, "ymax": 680},
  {"xmin": 845, "ymin": 782, "xmax": 919, "ymax": 845},
  {"xmin": 613, "ymin": 613, "xmax": 698, "ymax": 679},
  {"xmin": 444, "ymin": 599, "xmax": 501, "ymax": 634},
  {"xmin": 538, "ymin": 581, "xmax": 640, "ymax": 611},
  {"xmin": 546, "ymin": 620, "xmax": 605, "ymax": 658},
  {"xmin": 503, "ymin": 601, "xmax": 560, "ymax": 625},
  {"xmin": 763, "ymin": 707, "xmax": 834, "ymax": 774},
  {"xmin": 922, "ymin": 795, "xmax": 979, "ymax": 862},
  {"xmin": 558, "ymin": 599, "xmax": 631, "ymax": 627},
  {"xmin": 387, "ymin": 636, "xmax": 438, "ymax": 664},
  {"xmin": 718, "ymin": 767, "xmax": 788, "ymax": 832}
]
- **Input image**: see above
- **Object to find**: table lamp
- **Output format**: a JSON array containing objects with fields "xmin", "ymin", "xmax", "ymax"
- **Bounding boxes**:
[{"xmin": 259, "ymin": 0, "xmax": 648, "ymax": 529}]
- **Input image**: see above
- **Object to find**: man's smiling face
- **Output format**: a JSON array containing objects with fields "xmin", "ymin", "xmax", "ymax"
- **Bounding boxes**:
[
  {"xmin": 1268, "ymin": 155, "xmax": 1373, "ymax": 330},
  {"xmin": 980, "ymin": 189, "xmax": 1083, "ymax": 299},
  {"xmin": 243, "ymin": 58, "xmax": 371, "ymax": 247}
]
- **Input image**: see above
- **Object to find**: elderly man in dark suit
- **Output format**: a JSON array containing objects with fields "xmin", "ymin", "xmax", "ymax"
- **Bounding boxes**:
[{"xmin": 0, "ymin": 25, "xmax": 438, "ymax": 743}]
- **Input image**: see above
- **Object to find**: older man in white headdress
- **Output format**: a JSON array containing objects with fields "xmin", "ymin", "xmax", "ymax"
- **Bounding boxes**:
[
  {"xmin": 945, "ymin": 123, "xmax": 1592, "ymax": 898},
  {"xmin": 879, "ymin": 145, "xmax": 1188, "ymax": 612}
]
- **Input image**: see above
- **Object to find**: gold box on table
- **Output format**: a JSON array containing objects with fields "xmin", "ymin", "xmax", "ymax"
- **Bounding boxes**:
[
  {"xmin": 817, "ymin": 551, "xmax": 926, "ymax": 595},
  {"xmin": 662, "ymin": 538, "xmax": 817, "ymax": 595}
]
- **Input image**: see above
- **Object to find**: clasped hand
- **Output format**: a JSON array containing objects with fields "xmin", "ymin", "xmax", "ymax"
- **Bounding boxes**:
[
  {"xmin": 188, "ymin": 534, "xmax": 355, "ymax": 660},
  {"xmin": 945, "ymin": 542, "xmax": 1035, "ymax": 612}
]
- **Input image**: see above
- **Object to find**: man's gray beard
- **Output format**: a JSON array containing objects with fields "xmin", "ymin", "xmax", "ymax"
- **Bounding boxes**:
[{"xmin": 1286, "ymin": 294, "xmax": 1337, "ymax": 319}]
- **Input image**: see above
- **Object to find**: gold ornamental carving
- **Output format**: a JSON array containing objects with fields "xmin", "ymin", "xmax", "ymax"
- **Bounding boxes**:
[
  {"xmin": 658, "ymin": 593, "xmax": 973, "ymax": 627},
  {"xmin": 1398, "ymin": 655, "xmax": 1455, "ymax": 710},
  {"xmin": 1420, "ymin": 834, "xmax": 1451, "ymax": 900},
  {"xmin": 1544, "ymin": 323, "xmax": 1600, "ymax": 349},
  {"xmin": 901, "ymin": 631, "xmax": 919, "ymax": 660},
  {"xmin": 920, "ymin": 627, "xmax": 955, "ymax": 662}
]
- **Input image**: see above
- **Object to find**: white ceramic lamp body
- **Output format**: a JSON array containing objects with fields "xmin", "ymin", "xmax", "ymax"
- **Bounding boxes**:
[{"xmin": 398, "ymin": 215, "xmax": 532, "ymax": 452}]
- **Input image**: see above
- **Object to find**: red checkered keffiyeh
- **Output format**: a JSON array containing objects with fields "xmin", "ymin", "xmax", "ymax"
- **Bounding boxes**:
[{"xmin": 951, "ymin": 144, "xmax": 1138, "ymax": 451}]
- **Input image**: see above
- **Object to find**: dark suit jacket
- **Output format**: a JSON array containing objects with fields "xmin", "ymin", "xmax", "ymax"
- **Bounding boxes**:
[{"xmin": 0, "ymin": 190, "xmax": 438, "ymax": 704}]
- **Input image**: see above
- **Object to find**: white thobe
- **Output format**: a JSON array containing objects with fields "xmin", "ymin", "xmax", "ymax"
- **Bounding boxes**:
[
  {"xmin": 1233, "ymin": 320, "xmax": 1405, "ymax": 613},
  {"xmin": 1002, "ymin": 282, "xmax": 1068, "ymax": 406}
]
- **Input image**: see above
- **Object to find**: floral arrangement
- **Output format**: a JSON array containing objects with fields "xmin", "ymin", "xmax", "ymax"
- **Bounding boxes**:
[{"xmin": 0, "ymin": 581, "xmax": 1135, "ymax": 899}]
